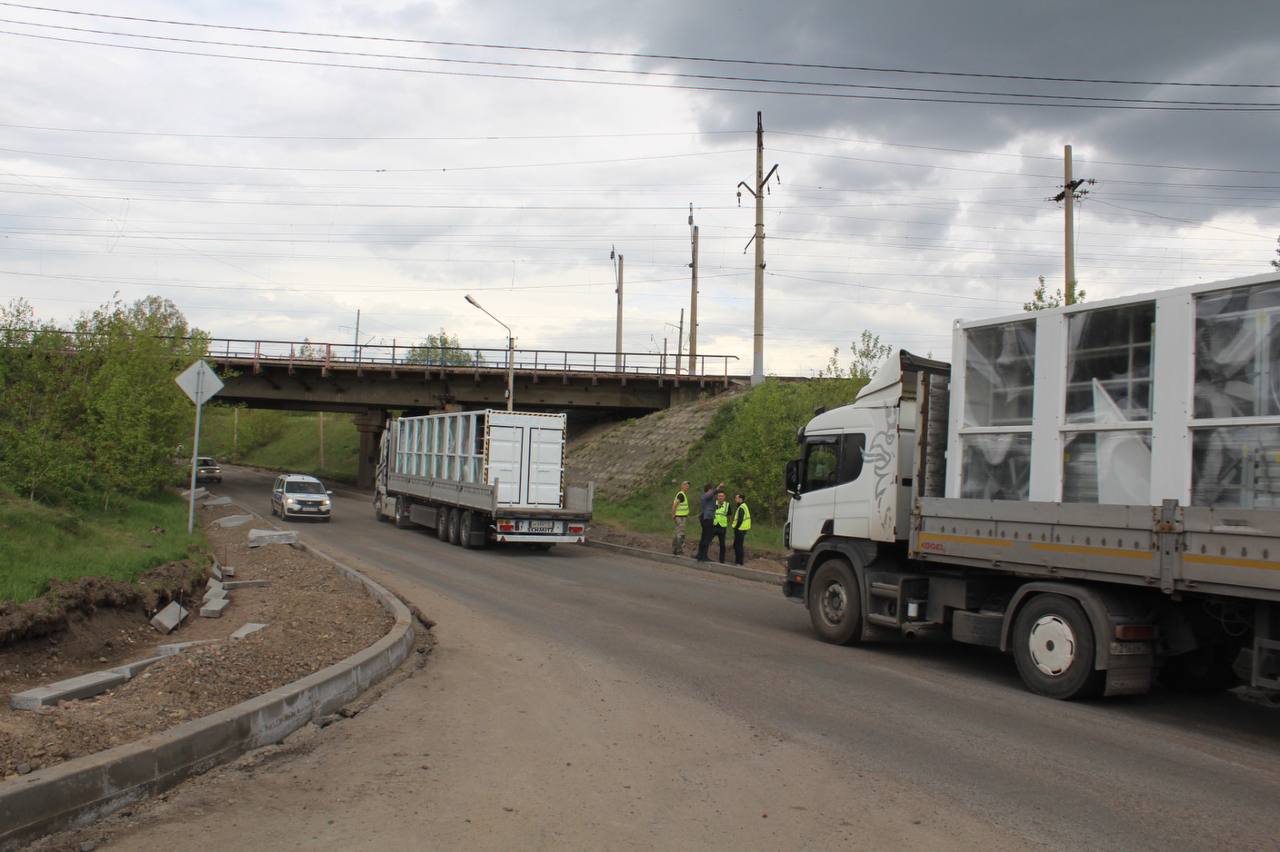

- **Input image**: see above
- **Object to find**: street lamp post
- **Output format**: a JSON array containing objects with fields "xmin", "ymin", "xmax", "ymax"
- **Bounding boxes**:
[{"xmin": 465, "ymin": 295, "xmax": 515, "ymax": 411}]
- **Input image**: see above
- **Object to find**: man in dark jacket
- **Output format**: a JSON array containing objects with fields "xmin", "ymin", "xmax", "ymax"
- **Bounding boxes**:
[{"xmin": 695, "ymin": 481, "xmax": 724, "ymax": 562}]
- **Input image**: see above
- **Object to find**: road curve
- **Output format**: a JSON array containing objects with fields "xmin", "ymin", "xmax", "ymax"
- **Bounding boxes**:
[{"xmin": 95, "ymin": 467, "xmax": 1280, "ymax": 850}]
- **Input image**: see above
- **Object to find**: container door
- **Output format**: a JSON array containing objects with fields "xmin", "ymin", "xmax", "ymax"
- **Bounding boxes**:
[
  {"xmin": 488, "ymin": 425, "xmax": 524, "ymax": 505},
  {"xmin": 526, "ymin": 427, "xmax": 564, "ymax": 507}
]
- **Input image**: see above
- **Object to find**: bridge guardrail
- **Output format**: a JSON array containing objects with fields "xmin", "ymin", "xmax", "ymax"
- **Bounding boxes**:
[{"xmin": 205, "ymin": 337, "xmax": 738, "ymax": 379}]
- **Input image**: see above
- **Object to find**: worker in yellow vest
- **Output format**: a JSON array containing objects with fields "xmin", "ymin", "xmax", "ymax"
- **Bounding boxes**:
[
  {"xmin": 671, "ymin": 480, "xmax": 691, "ymax": 555},
  {"xmin": 731, "ymin": 494, "xmax": 752, "ymax": 566},
  {"xmin": 711, "ymin": 490, "xmax": 729, "ymax": 563}
]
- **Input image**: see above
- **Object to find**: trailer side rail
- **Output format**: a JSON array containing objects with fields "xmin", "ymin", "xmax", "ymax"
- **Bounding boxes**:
[{"xmin": 912, "ymin": 497, "xmax": 1280, "ymax": 602}]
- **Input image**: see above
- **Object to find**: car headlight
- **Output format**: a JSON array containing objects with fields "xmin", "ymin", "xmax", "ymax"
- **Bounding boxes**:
[
  {"xmin": 321, "ymin": 499, "xmax": 331, "ymax": 507},
  {"xmin": 285, "ymin": 498, "xmax": 298, "ymax": 506}
]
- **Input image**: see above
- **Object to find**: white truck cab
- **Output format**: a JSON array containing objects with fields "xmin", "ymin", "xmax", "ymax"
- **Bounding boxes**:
[{"xmin": 785, "ymin": 353, "xmax": 941, "ymax": 551}]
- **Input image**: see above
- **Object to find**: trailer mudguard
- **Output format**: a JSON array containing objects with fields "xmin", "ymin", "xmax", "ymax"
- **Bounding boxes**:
[{"xmin": 999, "ymin": 581, "xmax": 1152, "ymax": 670}]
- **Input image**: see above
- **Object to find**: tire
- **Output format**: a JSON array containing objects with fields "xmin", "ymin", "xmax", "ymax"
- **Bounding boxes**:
[
  {"xmin": 448, "ymin": 507, "xmax": 462, "ymax": 545},
  {"xmin": 1011, "ymin": 594, "xmax": 1105, "ymax": 700},
  {"xmin": 459, "ymin": 511, "xmax": 476, "ymax": 549},
  {"xmin": 373, "ymin": 494, "xmax": 388, "ymax": 523},
  {"xmin": 808, "ymin": 558, "xmax": 862, "ymax": 645},
  {"xmin": 436, "ymin": 507, "xmax": 450, "ymax": 542},
  {"xmin": 393, "ymin": 497, "xmax": 411, "ymax": 529}
]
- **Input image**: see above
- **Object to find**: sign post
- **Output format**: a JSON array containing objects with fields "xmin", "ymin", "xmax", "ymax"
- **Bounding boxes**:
[{"xmin": 175, "ymin": 360, "xmax": 224, "ymax": 534}]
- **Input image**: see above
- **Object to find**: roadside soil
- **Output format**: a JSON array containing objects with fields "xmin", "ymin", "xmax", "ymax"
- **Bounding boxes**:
[
  {"xmin": 0, "ymin": 501, "xmax": 393, "ymax": 778},
  {"xmin": 588, "ymin": 521, "xmax": 786, "ymax": 575}
]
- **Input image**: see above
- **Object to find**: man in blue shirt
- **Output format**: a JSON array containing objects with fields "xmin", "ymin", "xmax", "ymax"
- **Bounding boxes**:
[{"xmin": 695, "ymin": 480, "xmax": 725, "ymax": 562}]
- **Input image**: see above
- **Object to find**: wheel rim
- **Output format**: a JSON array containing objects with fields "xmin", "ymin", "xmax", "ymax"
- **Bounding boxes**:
[
  {"xmin": 819, "ymin": 580, "xmax": 848, "ymax": 627},
  {"xmin": 1028, "ymin": 615, "xmax": 1077, "ymax": 677}
]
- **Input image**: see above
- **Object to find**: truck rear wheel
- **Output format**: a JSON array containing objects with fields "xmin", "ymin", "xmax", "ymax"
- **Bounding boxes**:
[
  {"xmin": 436, "ymin": 507, "xmax": 450, "ymax": 542},
  {"xmin": 459, "ymin": 511, "xmax": 476, "ymax": 549},
  {"xmin": 1011, "ymin": 594, "xmax": 1105, "ymax": 700},
  {"xmin": 374, "ymin": 494, "xmax": 388, "ymax": 523},
  {"xmin": 809, "ymin": 558, "xmax": 862, "ymax": 645},
  {"xmin": 448, "ymin": 507, "xmax": 462, "ymax": 545}
]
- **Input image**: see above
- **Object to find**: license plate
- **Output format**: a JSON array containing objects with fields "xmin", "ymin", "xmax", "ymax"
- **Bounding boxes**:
[{"xmin": 529, "ymin": 520, "xmax": 557, "ymax": 533}]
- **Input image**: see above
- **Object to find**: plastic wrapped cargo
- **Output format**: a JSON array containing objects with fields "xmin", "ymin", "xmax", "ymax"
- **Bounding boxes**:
[{"xmin": 947, "ymin": 273, "xmax": 1280, "ymax": 508}]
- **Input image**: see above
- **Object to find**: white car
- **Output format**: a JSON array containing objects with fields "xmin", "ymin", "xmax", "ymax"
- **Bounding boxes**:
[{"xmin": 271, "ymin": 474, "xmax": 333, "ymax": 521}]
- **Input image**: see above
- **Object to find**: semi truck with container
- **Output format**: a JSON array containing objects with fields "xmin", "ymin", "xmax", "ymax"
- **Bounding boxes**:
[
  {"xmin": 373, "ymin": 409, "xmax": 592, "ymax": 548},
  {"xmin": 783, "ymin": 271, "xmax": 1280, "ymax": 699}
]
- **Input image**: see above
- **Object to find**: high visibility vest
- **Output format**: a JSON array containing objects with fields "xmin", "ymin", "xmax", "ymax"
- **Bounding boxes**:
[
  {"xmin": 734, "ymin": 503, "xmax": 752, "ymax": 531},
  {"xmin": 713, "ymin": 501, "xmax": 729, "ymax": 527},
  {"xmin": 673, "ymin": 490, "xmax": 690, "ymax": 517}
]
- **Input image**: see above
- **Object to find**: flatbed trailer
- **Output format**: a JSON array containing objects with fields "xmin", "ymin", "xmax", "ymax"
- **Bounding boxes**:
[
  {"xmin": 374, "ymin": 409, "xmax": 592, "ymax": 548},
  {"xmin": 783, "ymin": 272, "xmax": 1280, "ymax": 699}
]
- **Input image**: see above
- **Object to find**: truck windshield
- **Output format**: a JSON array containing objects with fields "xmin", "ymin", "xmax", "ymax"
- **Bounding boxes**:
[{"xmin": 285, "ymin": 481, "xmax": 325, "ymax": 494}]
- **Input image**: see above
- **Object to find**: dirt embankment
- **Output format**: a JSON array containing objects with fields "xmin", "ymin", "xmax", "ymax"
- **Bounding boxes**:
[
  {"xmin": 566, "ymin": 394, "xmax": 737, "ymax": 502},
  {"xmin": 0, "ymin": 502, "xmax": 394, "ymax": 778},
  {"xmin": 0, "ymin": 561, "xmax": 206, "ymax": 649}
]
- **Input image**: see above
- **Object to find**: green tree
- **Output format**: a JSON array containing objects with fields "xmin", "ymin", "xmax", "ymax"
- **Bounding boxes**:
[
  {"xmin": 404, "ymin": 329, "xmax": 484, "ymax": 366},
  {"xmin": 1024, "ymin": 275, "xmax": 1086, "ymax": 311},
  {"xmin": 76, "ymin": 296, "xmax": 207, "ymax": 508},
  {"xmin": 0, "ymin": 300, "xmax": 89, "ymax": 501},
  {"xmin": 850, "ymin": 329, "xmax": 893, "ymax": 381}
]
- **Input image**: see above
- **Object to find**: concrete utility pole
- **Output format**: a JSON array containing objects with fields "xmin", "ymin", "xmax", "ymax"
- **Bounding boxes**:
[
  {"xmin": 676, "ymin": 307, "xmax": 684, "ymax": 375},
  {"xmin": 1053, "ymin": 144, "xmax": 1091, "ymax": 306},
  {"xmin": 354, "ymin": 309, "xmax": 361, "ymax": 361},
  {"xmin": 737, "ymin": 112, "xmax": 779, "ymax": 385},
  {"xmin": 688, "ymin": 204, "xmax": 699, "ymax": 375},
  {"xmin": 611, "ymin": 246, "xmax": 624, "ymax": 367}
]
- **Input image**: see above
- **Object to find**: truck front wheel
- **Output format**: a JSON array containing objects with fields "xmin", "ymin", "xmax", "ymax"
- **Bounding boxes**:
[
  {"xmin": 1011, "ymin": 594, "xmax": 1105, "ymax": 700},
  {"xmin": 393, "ymin": 496, "xmax": 412, "ymax": 529},
  {"xmin": 809, "ymin": 558, "xmax": 862, "ymax": 645}
]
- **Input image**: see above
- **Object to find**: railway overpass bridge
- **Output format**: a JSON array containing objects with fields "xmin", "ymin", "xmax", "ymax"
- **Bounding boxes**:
[{"xmin": 205, "ymin": 337, "xmax": 746, "ymax": 487}]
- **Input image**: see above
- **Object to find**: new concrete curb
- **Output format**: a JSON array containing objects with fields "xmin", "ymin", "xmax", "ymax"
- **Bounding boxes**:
[
  {"xmin": 587, "ymin": 539, "xmax": 784, "ymax": 586},
  {"xmin": 0, "ymin": 520, "xmax": 416, "ymax": 850}
]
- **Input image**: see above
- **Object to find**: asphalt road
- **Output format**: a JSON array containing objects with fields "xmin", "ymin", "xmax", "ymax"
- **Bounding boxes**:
[{"xmin": 108, "ymin": 468, "xmax": 1280, "ymax": 849}]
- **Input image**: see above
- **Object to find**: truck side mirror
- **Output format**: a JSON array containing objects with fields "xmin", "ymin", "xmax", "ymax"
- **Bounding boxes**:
[{"xmin": 785, "ymin": 459, "xmax": 801, "ymax": 497}]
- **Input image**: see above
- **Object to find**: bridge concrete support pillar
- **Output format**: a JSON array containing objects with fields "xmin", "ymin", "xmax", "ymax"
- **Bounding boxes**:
[{"xmin": 353, "ymin": 408, "xmax": 388, "ymax": 490}]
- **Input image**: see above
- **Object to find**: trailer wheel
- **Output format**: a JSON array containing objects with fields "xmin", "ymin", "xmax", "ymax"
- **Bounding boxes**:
[
  {"xmin": 808, "ymin": 558, "xmax": 862, "ymax": 645},
  {"xmin": 459, "ymin": 511, "xmax": 476, "ymax": 549},
  {"xmin": 436, "ymin": 507, "xmax": 450, "ymax": 541},
  {"xmin": 373, "ymin": 494, "xmax": 388, "ymax": 523},
  {"xmin": 1011, "ymin": 594, "xmax": 1105, "ymax": 700},
  {"xmin": 448, "ymin": 507, "xmax": 462, "ymax": 545}
]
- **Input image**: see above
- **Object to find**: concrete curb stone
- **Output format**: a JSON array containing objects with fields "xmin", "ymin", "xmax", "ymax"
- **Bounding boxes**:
[
  {"xmin": 587, "ymin": 539, "xmax": 784, "ymax": 586},
  {"xmin": 0, "ymin": 504, "xmax": 416, "ymax": 850},
  {"xmin": 9, "ymin": 672, "xmax": 129, "ymax": 712}
]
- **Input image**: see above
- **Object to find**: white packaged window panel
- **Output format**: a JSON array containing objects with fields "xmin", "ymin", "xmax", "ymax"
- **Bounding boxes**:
[
  {"xmin": 392, "ymin": 409, "xmax": 566, "ymax": 509},
  {"xmin": 945, "ymin": 272, "xmax": 1280, "ymax": 508}
]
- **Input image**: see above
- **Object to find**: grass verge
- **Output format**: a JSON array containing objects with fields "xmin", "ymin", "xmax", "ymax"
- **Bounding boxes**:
[
  {"xmin": 0, "ymin": 489, "xmax": 202, "ymax": 603},
  {"xmin": 199, "ymin": 406, "xmax": 359, "ymax": 483}
]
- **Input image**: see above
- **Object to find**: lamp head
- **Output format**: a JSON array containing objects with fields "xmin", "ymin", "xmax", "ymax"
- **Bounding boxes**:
[{"xmin": 464, "ymin": 294, "xmax": 478, "ymax": 307}]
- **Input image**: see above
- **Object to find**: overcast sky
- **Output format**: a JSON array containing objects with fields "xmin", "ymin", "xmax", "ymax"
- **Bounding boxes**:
[{"xmin": 1, "ymin": 1, "xmax": 1278, "ymax": 376}]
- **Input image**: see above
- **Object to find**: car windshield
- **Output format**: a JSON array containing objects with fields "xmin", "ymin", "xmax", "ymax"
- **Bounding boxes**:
[
  {"xmin": 285, "ymin": 481, "xmax": 325, "ymax": 494},
  {"xmin": 198, "ymin": 458, "xmax": 217, "ymax": 466}
]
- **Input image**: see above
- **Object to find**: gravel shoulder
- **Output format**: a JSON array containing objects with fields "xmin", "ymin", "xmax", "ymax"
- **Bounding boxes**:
[{"xmin": 0, "ymin": 500, "xmax": 392, "ymax": 778}]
